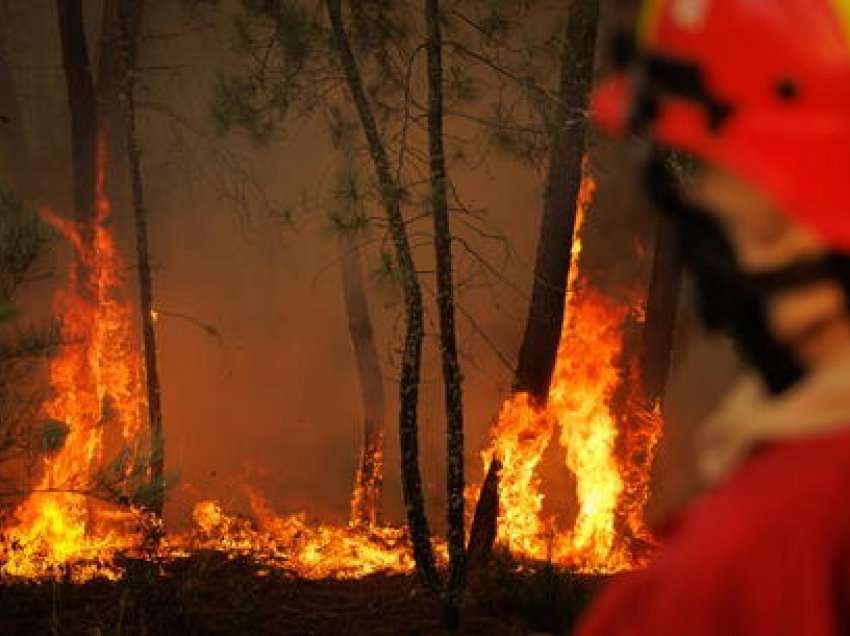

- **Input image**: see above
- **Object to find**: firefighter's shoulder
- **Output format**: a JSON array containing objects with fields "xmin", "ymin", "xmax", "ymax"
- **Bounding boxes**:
[{"xmin": 576, "ymin": 428, "xmax": 850, "ymax": 635}]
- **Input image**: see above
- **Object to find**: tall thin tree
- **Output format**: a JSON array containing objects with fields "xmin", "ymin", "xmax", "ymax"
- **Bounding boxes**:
[
  {"xmin": 326, "ymin": 0, "xmax": 439, "ymax": 591},
  {"xmin": 0, "ymin": 7, "xmax": 33, "ymax": 196},
  {"xmin": 425, "ymin": 0, "xmax": 466, "ymax": 622},
  {"xmin": 97, "ymin": 0, "xmax": 130, "ymax": 203},
  {"xmin": 117, "ymin": 0, "xmax": 165, "ymax": 515},
  {"xmin": 56, "ymin": 0, "xmax": 97, "ymax": 235},
  {"xmin": 468, "ymin": 0, "xmax": 600, "ymax": 566},
  {"xmin": 339, "ymin": 220, "xmax": 386, "ymax": 529},
  {"xmin": 513, "ymin": 0, "xmax": 600, "ymax": 405},
  {"xmin": 640, "ymin": 213, "xmax": 684, "ymax": 409}
]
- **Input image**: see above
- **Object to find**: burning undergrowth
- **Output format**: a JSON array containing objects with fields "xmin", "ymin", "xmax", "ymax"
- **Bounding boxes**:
[
  {"xmin": 0, "ymin": 148, "xmax": 661, "ymax": 585},
  {"xmin": 470, "ymin": 168, "xmax": 662, "ymax": 575}
]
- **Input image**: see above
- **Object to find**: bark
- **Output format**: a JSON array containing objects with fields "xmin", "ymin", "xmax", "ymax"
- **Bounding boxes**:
[
  {"xmin": 117, "ymin": 0, "xmax": 165, "ymax": 516},
  {"xmin": 466, "ymin": 458, "xmax": 500, "ymax": 572},
  {"xmin": 0, "ymin": 11, "xmax": 33, "ymax": 195},
  {"xmin": 97, "ymin": 0, "xmax": 129, "ymax": 202},
  {"xmin": 513, "ymin": 0, "xmax": 600, "ymax": 404},
  {"xmin": 56, "ymin": 0, "xmax": 98, "ymax": 232},
  {"xmin": 640, "ymin": 210, "xmax": 684, "ymax": 407},
  {"xmin": 339, "ymin": 233, "xmax": 386, "ymax": 529},
  {"xmin": 326, "ymin": 0, "xmax": 439, "ymax": 591},
  {"xmin": 467, "ymin": 0, "xmax": 601, "ymax": 568},
  {"xmin": 425, "ymin": 0, "xmax": 465, "ymax": 622}
]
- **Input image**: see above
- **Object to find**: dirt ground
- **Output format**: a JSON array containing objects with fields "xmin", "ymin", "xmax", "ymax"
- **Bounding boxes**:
[{"xmin": 0, "ymin": 552, "xmax": 603, "ymax": 636}]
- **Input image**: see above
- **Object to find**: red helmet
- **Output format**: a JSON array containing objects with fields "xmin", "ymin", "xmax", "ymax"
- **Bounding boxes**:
[{"xmin": 593, "ymin": 0, "xmax": 850, "ymax": 252}]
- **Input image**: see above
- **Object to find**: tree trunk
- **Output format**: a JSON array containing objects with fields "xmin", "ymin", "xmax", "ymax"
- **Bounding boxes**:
[
  {"xmin": 326, "ymin": 0, "xmax": 439, "ymax": 591},
  {"xmin": 56, "ymin": 0, "xmax": 97, "ymax": 233},
  {"xmin": 466, "ymin": 457, "xmax": 500, "ymax": 571},
  {"xmin": 0, "ymin": 10, "xmax": 33, "ymax": 196},
  {"xmin": 97, "ymin": 0, "xmax": 130, "ymax": 204},
  {"xmin": 640, "ymin": 211, "xmax": 684, "ymax": 408},
  {"xmin": 513, "ymin": 0, "xmax": 600, "ymax": 405},
  {"xmin": 117, "ymin": 0, "xmax": 165, "ymax": 516},
  {"xmin": 425, "ymin": 0, "xmax": 465, "ymax": 623},
  {"xmin": 339, "ymin": 233, "xmax": 386, "ymax": 529}
]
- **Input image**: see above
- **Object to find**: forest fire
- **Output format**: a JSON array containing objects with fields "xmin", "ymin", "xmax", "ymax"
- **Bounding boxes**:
[
  {"xmin": 0, "ymin": 154, "xmax": 659, "ymax": 583},
  {"xmin": 184, "ymin": 493, "xmax": 417, "ymax": 580},
  {"xmin": 1, "ymin": 136, "xmax": 147, "ymax": 582},
  {"xmin": 476, "ymin": 169, "xmax": 662, "ymax": 574},
  {"xmin": 0, "ymin": 2, "xmax": 732, "ymax": 633},
  {"xmin": 0, "ymin": 136, "xmax": 421, "ymax": 584}
]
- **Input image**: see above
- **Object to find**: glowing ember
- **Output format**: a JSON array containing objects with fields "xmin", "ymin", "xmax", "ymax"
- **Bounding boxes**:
[
  {"xmin": 475, "ymin": 165, "xmax": 662, "ymax": 574},
  {"xmin": 185, "ymin": 492, "xmax": 419, "ymax": 580},
  {"xmin": 349, "ymin": 439, "xmax": 384, "ymax": 529}
]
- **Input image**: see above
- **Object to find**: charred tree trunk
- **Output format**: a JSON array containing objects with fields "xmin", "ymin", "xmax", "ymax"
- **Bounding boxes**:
[
  {"xmin": 466, "ymin": 457, "xmax": 500, "ymax": 571},
  {"xmin": 0, "ymin": 13, "xmax": 33, "ymax": 196},
  {"xmin": 97, "ymin": 0, "xmax": 129, "ymax": 203},
  {"xmin": 513, "ymin": 0, "xmax": 600, "ymax": 405},
  {"xmin": 56, "ymin": 0, "xmax": 97, "ymax": 233},
  {"xmin": 340, "ymin": 233, "xmax": 386, "ymax": 529},
  {"xmin": 640, "ymin": 209, "xmax": 684, "ymax": 408},
  {"xmin": 326, "ymin": 0, "xmax": 439, "ymax": 591},
  {"xmin": 425, "ymin": 0, "xmax": 465, "ymax": 623},
  {"xmin": 117, "ymin": 0, "xmax": 165, "ymax": 516},
  {"xmin": 468, "ymin": 0, "xmax": 600, "ymax": 569}
]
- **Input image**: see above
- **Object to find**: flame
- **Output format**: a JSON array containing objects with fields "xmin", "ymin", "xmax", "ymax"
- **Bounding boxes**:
[
  {"xmin": 1, "ymin": 140, "xmax": 660, "ymax": 583},
  {"xmin": 0, "ymin": 131, "xmax": 429, "ymax": 583},
  {"xmin": 1, "ymin": 134, "xmax": 147, "ymax": 581},
  {"xmin": 349, "ymin": 437, "xmax": 384, "ymax": 529},
  {"xmin": 475, "ymin": 163, "xmax": 663, "ymax": 573},
  {"xmin": 183, "ymin": 491, "xmax": 420, "ymax": 580}
]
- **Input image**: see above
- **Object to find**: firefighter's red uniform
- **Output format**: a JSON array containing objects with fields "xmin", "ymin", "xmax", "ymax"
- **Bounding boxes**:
[
  {"xmin": 578, "ymin": 362, "xmax": 850, "ymax": 635},
  {"xmin": 580, "ymin": 0, "xmax": 850, "ymax": 633}
]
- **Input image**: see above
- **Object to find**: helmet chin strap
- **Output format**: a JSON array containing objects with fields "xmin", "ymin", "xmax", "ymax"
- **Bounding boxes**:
[{"xmin": 642, "ymin": 150, "xmax": 850, "ymax": 394}]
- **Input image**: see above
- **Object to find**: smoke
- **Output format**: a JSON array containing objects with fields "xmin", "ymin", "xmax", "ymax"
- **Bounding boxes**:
[{"xmin": 0, "ymin": 0, "xmax": 739, "ymax": 535}]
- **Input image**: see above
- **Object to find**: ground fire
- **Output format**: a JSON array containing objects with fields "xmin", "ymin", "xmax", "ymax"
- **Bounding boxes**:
[
  {"xmin": 0, "ymin": 146, "xmax": 661, "ymax": 582},
  {"xmin": 471, "ymin": 169, "xmax": 662, "ymax": 574}
]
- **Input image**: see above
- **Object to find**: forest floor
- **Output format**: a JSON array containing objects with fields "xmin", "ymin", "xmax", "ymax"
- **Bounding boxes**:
[{"xmin": 0, "ymin": 551, "xmax": 603, "ymax": 636}]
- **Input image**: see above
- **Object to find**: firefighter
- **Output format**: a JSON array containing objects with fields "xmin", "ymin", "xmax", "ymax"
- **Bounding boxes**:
[{"xmin": 579, "ymin": 0, "xmax": 850, "ymax": 633}]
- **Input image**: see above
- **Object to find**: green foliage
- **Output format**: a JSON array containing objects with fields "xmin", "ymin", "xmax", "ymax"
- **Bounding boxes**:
[
  {"xmin": 486, "ymin": 100, "xmax": 548, "ymax": 168},
  {"xmin": 327, "ymin": 104, "xmax": 358, "ymax": 152},
  {"xmin": 0, "ymin": 186, "xmax": 52, "ymax": 302},
  {"xmin": 375, "ymin": 249, "xmax": 399, "ymax": 287},
  {"xmin": 211, "ymin": 72, "xmax": 275, "ymax": 141},
  {"xmin": 447, "ymin": 63, "xmax": 481, "ymax": 104},
  {"xmin": 213, "ymin": 0, "xmax": 416, "ymax": 144},
  {"xmin": 0, "ymin": 304, "xmax": 17, "ymax": 322},
  {"xmin": 327, "ymin": 164, "xmax": 370, "ymax": 236},
  {"xmin": 212, "ymin": 1, "xmax": 327, "ymax": 141},
  {"xmin": 0, "ymin": 186, "xmax": 57, "ymax": 489}
]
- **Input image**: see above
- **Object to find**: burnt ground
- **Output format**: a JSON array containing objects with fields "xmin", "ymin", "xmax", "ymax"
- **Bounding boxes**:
[{"xmin": 0, "ymin": 552, "xmax": 602, "ymax": 636}]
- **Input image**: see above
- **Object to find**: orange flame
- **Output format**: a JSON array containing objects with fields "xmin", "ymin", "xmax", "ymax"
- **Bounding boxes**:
[
  {"xmin": 1, "ymin": 142, "xmax": 660, "ymax": 583},
  {"xmin": 182, "ymin": 491, "xmax": 420, "ymax": 580},
  {"xmin": 475, "ymin": 163, "xmax": 662, "ymax": 573},
  {"xmin": 1, "ymin": 135, "xmax": 147, "ymax": 581}
]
